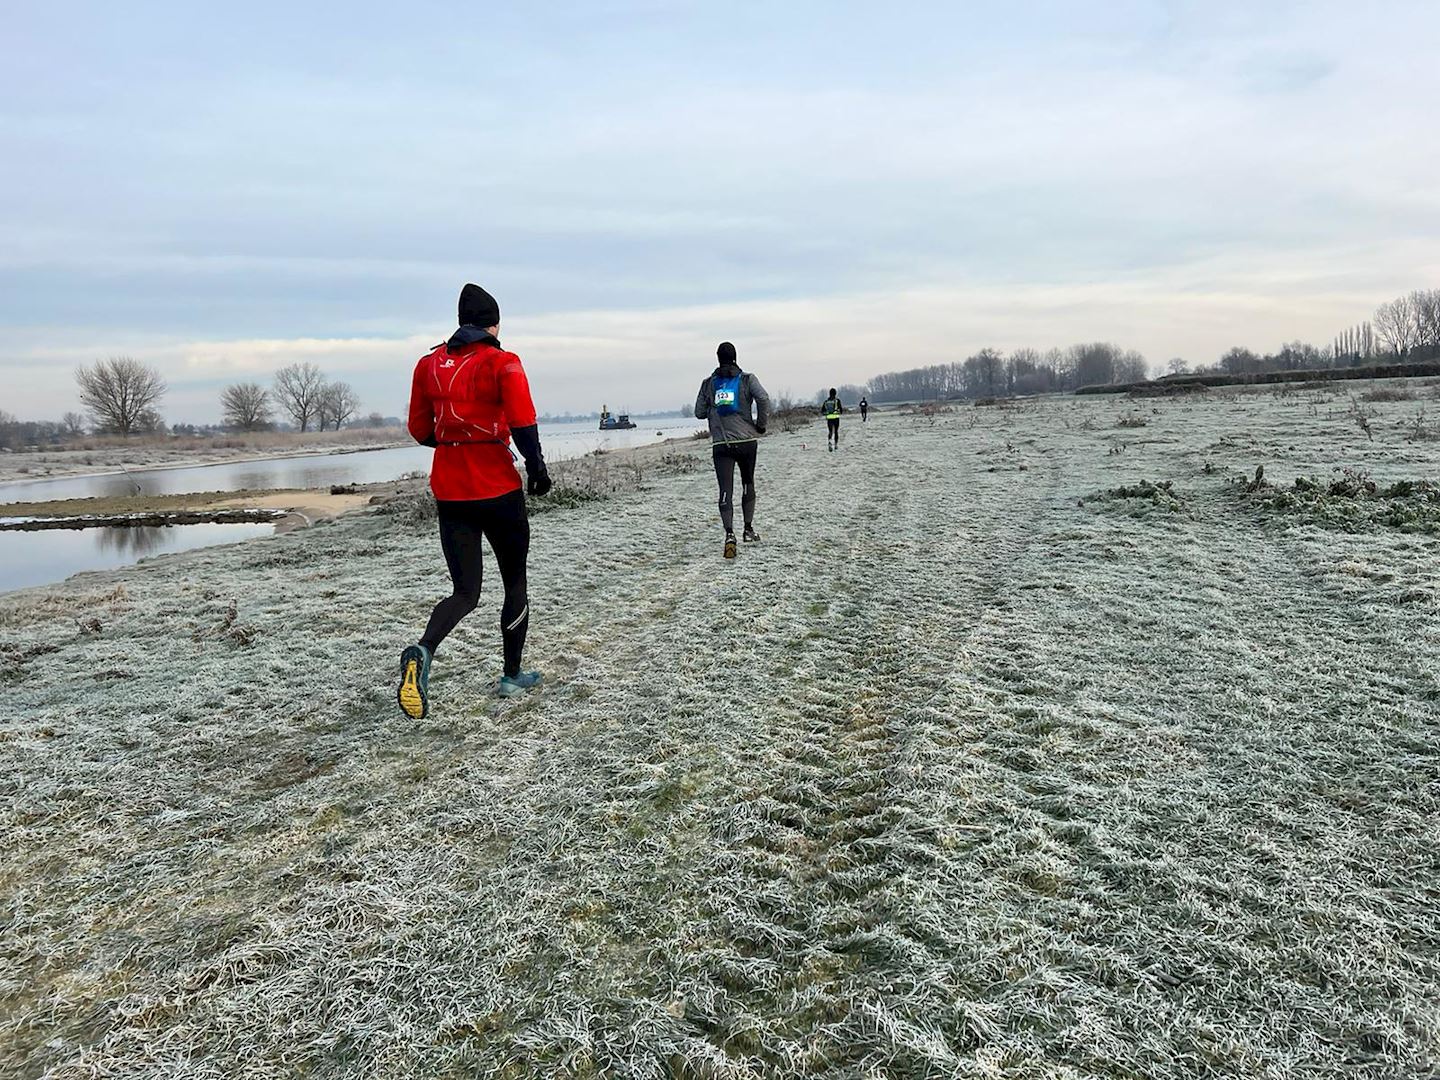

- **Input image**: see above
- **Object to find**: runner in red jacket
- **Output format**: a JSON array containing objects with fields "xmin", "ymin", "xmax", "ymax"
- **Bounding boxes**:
[{"xmin": 397, "ymin": 283, "xmax": 552, "ymax": 719}]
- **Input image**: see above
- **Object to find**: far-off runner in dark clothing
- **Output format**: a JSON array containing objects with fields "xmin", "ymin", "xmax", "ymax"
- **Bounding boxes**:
[
  {"xmin": 859, "ymin": 397, "xmax": 869, "ymax": 421},
  {"xmin": 695, "ymin": 343, "xmax": 771, "ymax": 535},
  {"xmin": 420, "ymin": 491, "xmax": 530, "ymax": 676}
]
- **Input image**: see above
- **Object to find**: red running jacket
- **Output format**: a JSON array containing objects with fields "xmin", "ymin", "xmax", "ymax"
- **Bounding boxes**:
[{"xmin": 407, "ymin": 337, "xmax": 539, "ymax": 502}]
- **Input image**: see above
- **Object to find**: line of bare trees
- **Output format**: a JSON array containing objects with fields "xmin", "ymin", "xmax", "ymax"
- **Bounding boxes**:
[
  {"xmin": 856, "ymin": 284, "xmax": 1438, "ymax": 400},
  {"xmin": 864, "ymin": 343, "xmax": 1150, "ymax": 402},
  {"xmin": 1180, "ymin": 287, "xmax": 1440, "ymax": 380},
  {"xmin": 221, "ymin": 363, "xmax": 360, "ymax": 432},
  {"xmin": 56, "ymin": 356, "xmax": 365, "ymax": 437}
]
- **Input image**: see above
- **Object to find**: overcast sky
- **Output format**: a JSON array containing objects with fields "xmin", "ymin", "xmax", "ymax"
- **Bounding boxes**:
[{"xmin": 4, "ymin": 0, "xmax": 1439, "ymax": 423}]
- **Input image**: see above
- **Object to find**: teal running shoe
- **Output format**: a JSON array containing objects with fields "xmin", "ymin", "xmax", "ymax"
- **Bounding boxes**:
[
  {"xmin": 397, "ymin": 644, "xmax": 431, "ymax": 720},
  {"xmin": 498, "ymin": 671, "xmax": 543, "ymax": 697}
]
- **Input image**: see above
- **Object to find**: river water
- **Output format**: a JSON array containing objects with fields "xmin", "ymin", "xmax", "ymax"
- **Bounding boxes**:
[
  {"xmin": 0, "ymin": 417, "xmax": 705, "ymax": 593},
  {"xmin": 0, "ymin": 417, "xmax": 704, "ymax": 505}
]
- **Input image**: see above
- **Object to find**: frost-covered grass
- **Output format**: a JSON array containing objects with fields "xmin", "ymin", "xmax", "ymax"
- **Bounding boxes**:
[{"xmin": 3, "ymin": 389, "xmax": 1439, "ymax": 1078}]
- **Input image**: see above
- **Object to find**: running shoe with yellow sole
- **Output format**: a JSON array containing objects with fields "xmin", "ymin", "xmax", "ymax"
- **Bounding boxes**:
[
  {"xmin": 397, "ymin": 644, "xmax": 431, "ymax": 720},
  {"xmin": 724, "ymin": 532, "xmax": 738, "ymax": 559}
]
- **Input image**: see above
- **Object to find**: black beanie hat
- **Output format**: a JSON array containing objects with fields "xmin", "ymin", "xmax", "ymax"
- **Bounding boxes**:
[
  {"xmin": 458, "ymin": 283, "xmax": 500, "ymax": 328},
  {"xmin": 717, "ymin": 341, "xmax": 737, "ymax": 366}
]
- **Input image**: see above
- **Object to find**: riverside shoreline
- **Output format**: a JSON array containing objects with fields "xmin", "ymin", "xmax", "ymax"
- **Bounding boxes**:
[{"xmin": 0, "ymin": 435, "xmax": 411, "ymax": 486}]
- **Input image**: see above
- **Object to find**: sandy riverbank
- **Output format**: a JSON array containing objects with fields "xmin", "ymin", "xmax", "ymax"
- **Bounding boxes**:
[
  {"xmin": 0, "ymin": 487, "xmax": 373, "ymax": 520},
  {"xmin": 2, "ymin": 393, "xmax": 1438, "ymax": 1077}
]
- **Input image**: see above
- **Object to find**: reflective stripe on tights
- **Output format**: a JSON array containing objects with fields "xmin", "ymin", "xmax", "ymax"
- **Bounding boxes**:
[{"xmin": 419, "ymin": 488, "xmax": 530, "ymax": 677}]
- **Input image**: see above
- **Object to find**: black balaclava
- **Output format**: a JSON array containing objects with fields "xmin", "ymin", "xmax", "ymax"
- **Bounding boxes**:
[
  {"xmin": 459, "ymin": 283, "xmax": 500, "ymax": 328},
  {"xmin": 717, "ymin": 341, "xmax": 737, "ymax": 368}
]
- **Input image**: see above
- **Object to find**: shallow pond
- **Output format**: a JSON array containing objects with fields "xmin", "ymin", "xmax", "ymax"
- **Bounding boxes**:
[{"xmin": 0, "ymin": 521, "xmax": 278, "ymax": 594}]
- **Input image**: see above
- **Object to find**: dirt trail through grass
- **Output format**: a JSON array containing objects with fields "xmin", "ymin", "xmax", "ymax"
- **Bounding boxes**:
[{"xmin": 2, "ymin": 393, "xmax": 1438, "ymax": 1078}]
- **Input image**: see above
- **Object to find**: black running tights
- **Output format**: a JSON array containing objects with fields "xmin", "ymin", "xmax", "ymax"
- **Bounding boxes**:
[
  {"xmin": 827, "ymin": 417, "xmax": 840, "ymax": 443},
  {"xmin": 420, "ymin": 490, "xmax": 529, "ymax": 676},
  {"xmin": 713, "ymin": 441, "xmax": 757, "ymax": 534}
]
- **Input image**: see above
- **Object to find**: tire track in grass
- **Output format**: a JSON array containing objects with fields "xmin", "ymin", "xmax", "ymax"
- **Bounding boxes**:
[
  {"xmin": 680, "ymin": 418, "xmax": 1066, "ymax": 1075},
  {"xmin": 315, "ymin": 431, "xmax": 894, "ymax": 1075},
  {"xmin": 392, "ymin": 423, "xmax": 959, "ymax": 1074}
]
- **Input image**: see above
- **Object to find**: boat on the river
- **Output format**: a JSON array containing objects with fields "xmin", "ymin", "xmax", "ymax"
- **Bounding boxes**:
[{"xmin": 598, "ymin": 405, "xmax": 636, "ymax": 430}]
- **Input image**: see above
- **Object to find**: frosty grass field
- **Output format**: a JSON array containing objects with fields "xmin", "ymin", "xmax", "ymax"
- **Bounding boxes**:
[{"xmin": 3, "ymin": 383, "xmax": 1438, "ymax": 1079}]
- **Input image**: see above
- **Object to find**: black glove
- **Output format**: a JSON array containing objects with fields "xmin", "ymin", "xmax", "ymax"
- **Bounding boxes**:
[
  {"xmin": 418, "ymin": 435, "xmax": 438, "ymax": 448},
  {"xmin": 511, "ymin": 424, "xmax": 551, "ymax": 496}
]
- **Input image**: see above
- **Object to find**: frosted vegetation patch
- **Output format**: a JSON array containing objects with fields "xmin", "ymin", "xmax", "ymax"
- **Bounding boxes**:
[
  {"xmin": 1082, "ymin": 479, "xmax": 1185, "ymax": 515},
  {"xmin": 2, "ymin": 384, "xmax": 1439, "ymax": 1078},
  {"xmin": 1243, "ymin": 468, "xmax": 1440, "ymax": 533}
]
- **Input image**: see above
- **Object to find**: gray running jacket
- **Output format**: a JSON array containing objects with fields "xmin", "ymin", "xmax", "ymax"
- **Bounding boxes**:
[{"xmin": 695, "ymin": 365, "xmax": 771, "ymax": 445}]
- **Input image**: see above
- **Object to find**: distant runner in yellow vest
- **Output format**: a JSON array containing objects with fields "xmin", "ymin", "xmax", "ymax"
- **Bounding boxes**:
[{"xmin": 821, "ymin": 389, "xmax": 844, "ymax": 451}]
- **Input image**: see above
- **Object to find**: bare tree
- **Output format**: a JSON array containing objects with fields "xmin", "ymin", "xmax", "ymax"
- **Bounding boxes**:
[
  {"xmin": 221, "ymin": 382, "xmax": 273, "ymax": 431},
  {"xmin": 1374, "ymin": 295, "xmax": 1420, "ymax": 357},
  {"xmin": 1009, "ymin": 348, "xmax": 1051, "ymax": 396},
  {"xmin": 0, "ymin": 410, "xmax": 22, "ymax": 452},
  {"xmin": 272, "ymin": 363, "xmax": 326, "ymax": 432},
  {"xmin": 968, "ymin": 348, "xmax": 1004, "ymax": 397},
  {"xmin": 1069, "ymin": 342, "xmax": 1128, "ymax": 386},
  {"xmin": 75, "ymin": 357, "xmax": 167, "ymax": 435},
  {"xmin": 1410, "ymin": 289, "xmax": 1440, "ymax": 350},
  {"xmin": 1117, "ymin": 349, "xmax": 1149, "ymax": 383},
  {"xmin": 318, "ymin": 381, "xmax": 360, "ymax": 431},
  {"xmin": 1219, "ymin": 346, "xmax": 1260, "ymax": 375},
  {"xmin": 61, "ymin": 412, "xmax": 86, "ymax": 437}
]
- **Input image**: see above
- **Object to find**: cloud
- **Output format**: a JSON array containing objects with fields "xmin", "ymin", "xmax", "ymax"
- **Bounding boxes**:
[
  {"xmin": 2, "ymin": 0, "xmax": 1438, "ymax": 421},
  {"xmin": 10, "ymin": 230, "xmax": 1434, "ymax": 424}
]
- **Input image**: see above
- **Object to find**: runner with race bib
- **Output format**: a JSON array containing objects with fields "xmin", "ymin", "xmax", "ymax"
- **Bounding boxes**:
[{"xmin": 695, "ymin": 342, "xmax": 771, "ymax": 559}]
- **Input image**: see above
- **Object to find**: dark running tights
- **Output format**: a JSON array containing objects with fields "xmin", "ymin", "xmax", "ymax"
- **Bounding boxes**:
[
  {"xmin": 420, "ymin": 490, "xmax": 530, "ymax": 676},
  {"xmin": 713, "ymin": 441, "xmax": 757, "ymax": 534},
  {"xmin": 827, "ymin": 417, "xmax": 840, "ymax": 443}
]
